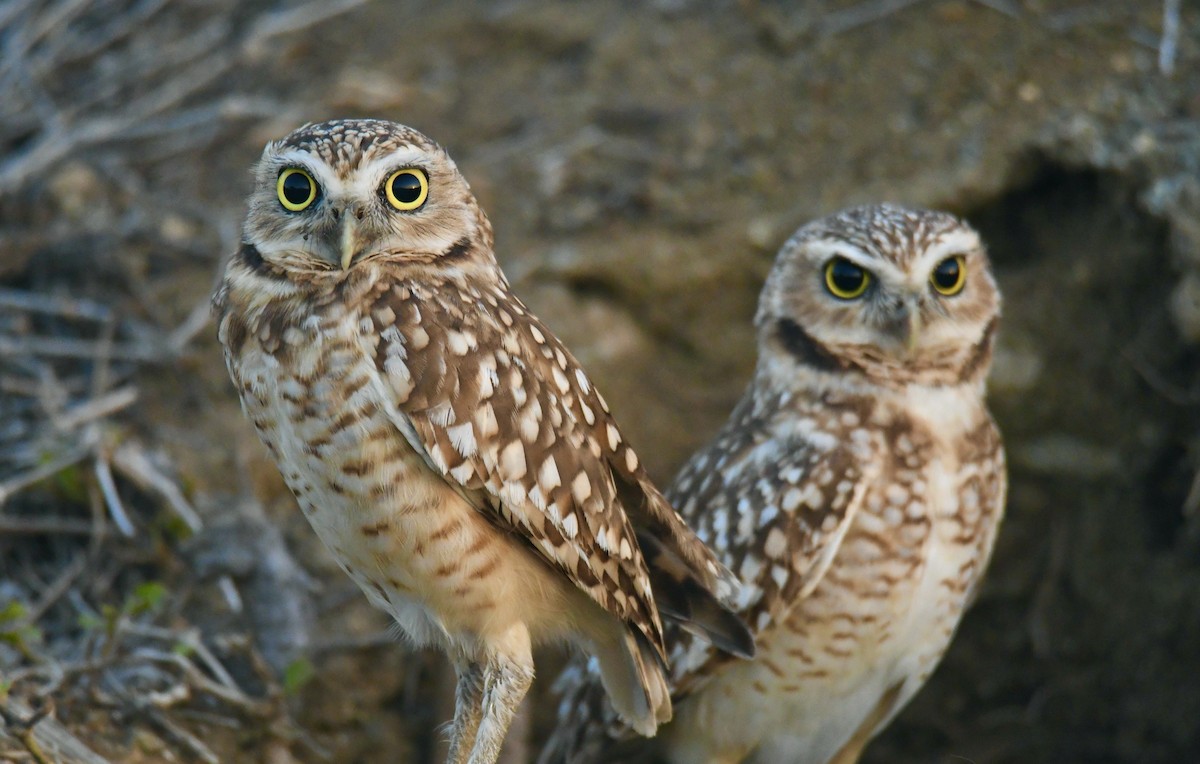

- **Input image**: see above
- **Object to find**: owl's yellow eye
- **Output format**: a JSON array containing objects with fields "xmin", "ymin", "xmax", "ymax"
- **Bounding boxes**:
[
  {"xmin": 277, "ymin": 168, "xmax": 317, "ymax": 211},
  {"xmin": 824, "ymin": 257, "xmax": 871, "ymax": 299},
  {"xmin": 385, "ymin": 168, "xmax": 429, "ymax": 211},
  {"xmin": 930, "ymin": 255, "xmax": 967, "ymax": 296}
]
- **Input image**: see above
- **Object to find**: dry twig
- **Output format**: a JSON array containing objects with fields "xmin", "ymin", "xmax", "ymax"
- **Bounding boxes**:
[
  {"xmin": 818, "ymin": 0, "xmax": 927, "ymax": 37},
  {"xmin": 1160, "ymin": 0, "xmax": 1181, "ymax": 76},
  {"xmin": 0, "ymin": 696, "xmax": 108, "ymax": 764},
  {"xmin": 109, "ymin": 441, "xmax": 202, "ymax": 533}
]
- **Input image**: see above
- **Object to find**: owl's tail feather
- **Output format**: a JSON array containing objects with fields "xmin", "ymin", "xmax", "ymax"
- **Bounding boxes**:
[
  {"xmin": 627, "ymin": 629, "xmax": 673, "ymax": 735},
  {"xmin": 588, "ymin": 626, "xmax": 672, "ymax": 738},
  {"xmin": 608, "ymin": 461, "xmax": 755, "ymax": 660},
  {"xmin": 637, "ymin": 530, "xmax": 756, "ymax": 660},
  {"xmin": 538, "ymin": 641, "xmax": 665, "ymax": 764}
]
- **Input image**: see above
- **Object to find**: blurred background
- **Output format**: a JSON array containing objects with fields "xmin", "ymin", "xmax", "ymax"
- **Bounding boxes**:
[{"xmin": 1, "ymin": 1, "xmax": 1198, "ymax": 762}]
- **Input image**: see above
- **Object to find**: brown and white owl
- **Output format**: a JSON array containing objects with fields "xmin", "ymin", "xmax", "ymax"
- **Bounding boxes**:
[
  {"xmin": 211, "ymin": 119, "xmax": 751, "ymax": 764},
  {"xmin": 542, "ymin": 204, "xmax": 1006, "ymax": 764}
]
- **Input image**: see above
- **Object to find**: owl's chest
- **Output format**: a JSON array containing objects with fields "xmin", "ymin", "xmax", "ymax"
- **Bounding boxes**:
[
  {"xmin": 679, "ymin": 414, "xmax": 1004, "ymax": 758},
  {"xmin": 226, "ymin": 308, "xmax": 463, "ymax": 589},
  {"xmin": 228, "ymin": 305, "xmax": 439, "ymax": 524},
  {"xmin": 771, "ymin": 401, "xmax": 1004, "ymax": 704},
  {"xmin": 222, "ymin": 300, "xmax": 578, "ymax": 646},
  {"xmin": 823, "ymin": 411, "xmax": 1001, "ymax": 633}
]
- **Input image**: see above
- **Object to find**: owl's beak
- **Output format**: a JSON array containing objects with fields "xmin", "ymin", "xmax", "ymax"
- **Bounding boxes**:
[
  {"xmin": 339, "ymin": 218, "xmax": 358, "ymax": 270},
  {"xmin": 895, "ymin": 297, "xmax": 922, "ymax": 355},
  {"xmin": 904, "ymin": 310, "xmax": 922, "ymax": 355}
]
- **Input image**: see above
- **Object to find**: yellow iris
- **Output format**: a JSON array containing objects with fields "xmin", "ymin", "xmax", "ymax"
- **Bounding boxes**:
[
  {"xmin": 385, "ymin": 168, "xmax": 429, "ymax": 211},
  {"xmin": 930, "ymin": 255, "xmax": 967, "ymax": 296},
  {"xmin": 277, "ymin": 168, "xmax": 317, "ymax": 211},
  {"xmin": 824, "ymin": 257, "xmax": 871, "ymax": 299}
]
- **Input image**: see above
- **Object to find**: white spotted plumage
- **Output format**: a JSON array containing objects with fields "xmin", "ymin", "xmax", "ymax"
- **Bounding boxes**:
[{"xmin": 542, "ymin": 204, "xmax": 1006, "ymax": 764}]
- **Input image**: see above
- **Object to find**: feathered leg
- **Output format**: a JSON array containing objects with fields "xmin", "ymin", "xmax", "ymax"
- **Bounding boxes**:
[
  {"xmin": 446, "ymin": 661, "xmax": 485, "ymax": 764},
  {"xmin": 466, "ymin": 657, "xmax": 535, "ymax": 764}
]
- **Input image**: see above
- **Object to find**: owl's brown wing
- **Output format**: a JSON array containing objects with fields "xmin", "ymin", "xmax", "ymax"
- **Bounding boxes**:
[
  {"xmin": 538, "ymin": 412, "xmax": 873, "ymax": 762},
  {"xmin": 663, "ymin": 400, "xmax": 877, "ymax": 695},
  {"xmin": 364, "ymin": 272, "xmax": 749, "ymax": 660}
]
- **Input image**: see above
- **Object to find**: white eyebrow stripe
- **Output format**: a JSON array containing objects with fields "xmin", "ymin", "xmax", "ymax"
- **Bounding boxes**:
[
  {"xmin": 335, "ymin": 151, "xmax": 439, "ymax": 204},
  {"xmin": 269, "ymin": 146, "xmax": 439, "ymax": 200},
  {"xmin": 805, "ymin": 240, "xmax": 906, "ymax": 283},
  {"xmin": 914, "ymin": 229, "xmax": 981, "ymax": 273},
  {"xmin": 271, "ymin": 149, "xmax": 347, "ymax": 196},
  {"xmin": 357, "ymin": 148, "xmax": 433, "ymax": 180}
]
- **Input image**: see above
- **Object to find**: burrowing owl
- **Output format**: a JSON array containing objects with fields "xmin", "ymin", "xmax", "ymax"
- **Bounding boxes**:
[
  {"xmin": 543, "ymin": 204, "xmax": 1006, "ymax": 764},
  {"xmin": 212, "ymin": 119, "xmax": 752, "ymax": 764}
]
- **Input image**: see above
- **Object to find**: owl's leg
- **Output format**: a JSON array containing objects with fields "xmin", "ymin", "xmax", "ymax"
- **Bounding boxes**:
[
  {"xmin": 460, "ymin": 623, "xmax": 532, "ymax": 762},
  {"xmin": 826, "ymin": 738, "xmax": 869, "ymax": 764},
  {"xmin": 446, "ymin": 660, "xmax": 486, "ymax": 764},
  {"xmin": 464, "ymin": 659, "xmax": 534, "ymax": 764},
  {"xmin": 824, "ymin": 681, "xmax": 904, "ymax": 764}
]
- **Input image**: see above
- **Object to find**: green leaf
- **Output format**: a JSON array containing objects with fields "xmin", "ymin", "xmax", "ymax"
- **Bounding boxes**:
[
  {"xmin": 0, "ymin": 601, "xmax": 40, "ymax": 654},
  {"xmin": 124, "ymin": 582, "xmax": 167, "ymax": 616},
  {"xmin": 0, "ymin": 621, "xmax": 42, "ymax": 653},
  {"xmin": 0, "ymin": 600, "xmax": 28, "ymax": 623},
  {"xmin": 282, "ymin": 657, "xmax": 315, "ymax": 695},
  {"xmin": 53, "ymin": 463, "xmax": 88, "ymax": 503},
  {"xmin": 156, "ymin": 513, "xmax": 195, "ymax": 542}
]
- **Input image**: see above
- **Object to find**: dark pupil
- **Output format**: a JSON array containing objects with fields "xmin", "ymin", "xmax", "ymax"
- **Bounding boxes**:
[
  {"xmin": 391, "ymin": 173, "xmax": 422, "ymax": 203},
  {"xmin": 830, "ymin": 259, "xmax": 865, "ymax": 292},
  {"xmin": 934, "ymin": 258, "xmax": 960, "ymax": 288},
  {"xmin": 282, "ymin": 173, "xmax": 312, "ymax": 205}
]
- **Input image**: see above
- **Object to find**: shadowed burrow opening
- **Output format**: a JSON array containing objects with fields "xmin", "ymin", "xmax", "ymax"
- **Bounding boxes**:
[
  {"xmin": 965, "ymin": 160, "xmax": 1196, "ymax": 551},
  {"xmin": 867, "ymin": 159, "xmax": 1200, "ymax": 764}
]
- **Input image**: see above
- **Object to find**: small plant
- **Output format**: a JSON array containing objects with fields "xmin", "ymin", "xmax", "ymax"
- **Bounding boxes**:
[
  {"xmin": 0, "ymin": 601, "xmax": 43, "ymax": 662},
  {"xmin": 282, "ymin": 657, "xmax": 315, "ymax": 696}
]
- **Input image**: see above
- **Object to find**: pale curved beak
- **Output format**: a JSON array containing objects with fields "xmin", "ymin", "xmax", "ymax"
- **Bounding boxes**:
[
  {"xmin": 905, "ymin": 308, "xmax": 922, "ymax": 354},
  {"xmin": 340, "ymin": 217, "xmax": 358, "ymax": 270},
  {"xmin": 893, "ymin": 296, "xmax": 922, "ymax": 355}
]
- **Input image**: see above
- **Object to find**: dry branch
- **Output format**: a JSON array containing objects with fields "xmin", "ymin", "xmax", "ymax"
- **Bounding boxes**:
[
  {"xmin": 1160, "ymin": 0, "xmax": 1181, "ymax": 75},
  {"xmin": 0, "ymin": 697, "xmax": 110, "ymax": 764}
]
